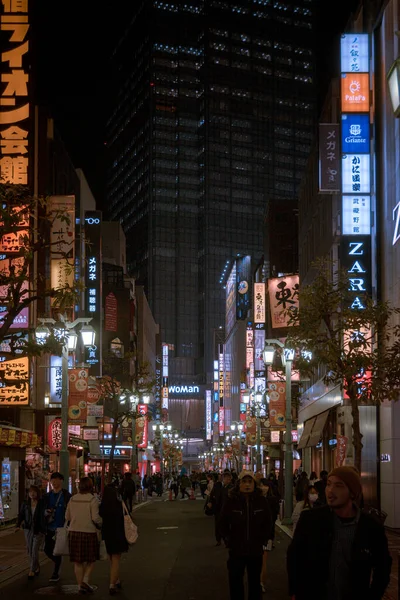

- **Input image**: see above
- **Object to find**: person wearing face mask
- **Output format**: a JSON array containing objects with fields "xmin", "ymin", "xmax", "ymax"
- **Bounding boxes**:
[{"xmin": 291, "ymin": 485, "xmax": 318, "ymax": 534}]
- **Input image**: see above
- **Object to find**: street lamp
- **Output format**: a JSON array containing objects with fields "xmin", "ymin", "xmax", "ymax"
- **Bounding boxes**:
[
  {"xmin": 152, "ymin": 421, "xmax": 172, "ymax": 483},
  {"xmin": 262, "ymin": 339, "xmax": 295, "ymax": 525},
  {"xmin": 36, "ymin": 316, "xmax": 95, "ymax": 489},
  {"xmin": 230, "ymin": 421, "xmax": 244, "ymax": 471}
]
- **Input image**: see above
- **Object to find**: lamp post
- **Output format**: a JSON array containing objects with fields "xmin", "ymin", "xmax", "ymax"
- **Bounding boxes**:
[
  {"xmin": 243, "ymin": 388, "xmax": 266, "ymax": 472},
  {"xmin": 152, "ymin": 421, "xmax": 172, "ymax": 483},
  {"xmin": 230, "ymin": 421, "xmax": 244, "ymax": 471},
  {"xmin": 262, "ymin": 339, "xmax": 294, "ymax": 525},
  {"xmin": 36, "ymin": 316, "xmax": 95, "ymax": 489}
]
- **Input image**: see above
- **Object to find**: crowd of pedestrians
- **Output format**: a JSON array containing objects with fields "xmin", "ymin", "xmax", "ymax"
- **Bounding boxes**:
[{"xmin": 202, "ymin": 465, "xmax": 392, "ymax": 600}]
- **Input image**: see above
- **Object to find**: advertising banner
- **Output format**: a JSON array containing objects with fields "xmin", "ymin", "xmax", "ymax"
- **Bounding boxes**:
[
  {"xmin": 0, "ymin": 356, "xmax": 29, "ymax": 405},
  {"xmin": 68, "ymin": 368, "xmax": 89, "ymax": 423},
  {"xmin": 225, "ymin": 262, "xmax": 237, "ymax": 335},
  {"xmin": 336, "ymin": 435, "xmax": 348, "ymax": 466},
  {"xmin": 341, "ymin": 73, "xmax": 369, "ymax": 112},
  {"xmin": 50, "ymin": 355, "xmax": 63, "ymax": 404},
  {"xmin": 136, "ymin": 404, "xmax": 148, "ymax": 449},
  {"xmin": 48, "ymin": 418, "xmax": 62, "ymax": 452},
  {"xmin": 268, "ymin": 275, "xmax": 299, "ymax": 329},
  {"xmin": 236, "ymin": 255, "xmax": 251, "ymax": 320},
  {"xmin": 260, "ymin": 417, "xmax": 270, "ymax": 444},
  {"xmin": 245, "ymin": 415, "xmax": 257, "ymax": 446},
  {"xmin": 319, "ymin": 124, "xmax": 341, "ymax": 192},
  {"xmin": 121, "ymin": 417, "xmax": 133, "ymax": 445},
  {"xmin": 267, "ymin": 381, "xmax": 286, "ymax": 427},
  {"xmin": 254, "ymin": 283, "xmax": 265, "ymax": 324}
]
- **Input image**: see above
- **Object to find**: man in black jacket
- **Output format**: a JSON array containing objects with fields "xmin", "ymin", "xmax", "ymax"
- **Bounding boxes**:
[
  {"xmin": 220, "ymin": 470, "xmax": 273, "ymax": 600},
  {"xmin": 208, "ymin": 470, "xmax": 234, "ymax": 545},
  {"xmin": 287, "ymin": 466, "xmax": 392, "ymax": 600}
]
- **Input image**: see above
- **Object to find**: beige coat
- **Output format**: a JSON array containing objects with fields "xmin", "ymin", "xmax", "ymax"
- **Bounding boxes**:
[{"xmin": 65, "ymin": 493, "xmax": 102, "ymax": 533}]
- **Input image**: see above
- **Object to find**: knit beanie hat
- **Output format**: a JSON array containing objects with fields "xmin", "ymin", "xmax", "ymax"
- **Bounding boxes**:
[{"xmin": 328, "ymin": 466, "xmax": 362, "ymax": 504}]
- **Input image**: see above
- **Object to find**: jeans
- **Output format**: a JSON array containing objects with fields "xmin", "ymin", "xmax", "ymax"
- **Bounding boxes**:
[
  {"xmin": 24, "ymin": 529, "xmax": 43, "ymax": 572},
  {"xmin": 227, "ymin": 553, "xmax": 263, "ymax": 600},
  {"xmin": 44, "ymin": 531, "xmax": 62, "ymax": 574},
  {"xmin": 123, "ymin": 493, "xmax": 133, "ymax": 512}
]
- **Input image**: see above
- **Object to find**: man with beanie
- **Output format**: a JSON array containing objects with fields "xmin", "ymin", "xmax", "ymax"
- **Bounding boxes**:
[{"xmin": 287, "ymin": 466, "xmax": 391, "ymax": 600}]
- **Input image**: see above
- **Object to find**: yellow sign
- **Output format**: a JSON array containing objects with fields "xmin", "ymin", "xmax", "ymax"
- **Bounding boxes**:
[
  {"xmin": 0, "ymin": 0, "xmax": 30, "ymax": 184},
  {"xmin": 341, "ymin": 73, "xmax": 369, "ymax": 113}
]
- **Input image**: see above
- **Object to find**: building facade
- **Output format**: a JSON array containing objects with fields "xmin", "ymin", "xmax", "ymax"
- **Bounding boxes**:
[{"xmin": 106, "ymin": 0, "xmax": 317, "ymax": 388}]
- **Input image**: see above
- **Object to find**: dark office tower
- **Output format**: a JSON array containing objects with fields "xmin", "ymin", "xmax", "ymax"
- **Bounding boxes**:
[{"xmin": 106, "ymin": 0, "xmax": 316, "ymax": 386}]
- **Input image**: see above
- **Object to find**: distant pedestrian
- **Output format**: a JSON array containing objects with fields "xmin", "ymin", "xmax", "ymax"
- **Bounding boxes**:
[
  {"xmin": 314, "ymin": 470, "xmax": 328, "ymax": 506},
  {"xmin": 100, "ymin": 484, "xmax": 129, "ymax": 595},
  {"xmin": 208, "ymin": 470, "xmax": 233, "ymax": 546},
  {"xmin": 16, "ymin": 485, "xmax": 46, "ymax": 579},
  {"xmin": 120, "ymin": 472, "xmax": 135, "ymax": 512},
  {"xmin": 199, "ymin": 473, "xmax": 208, "ymax": 498},
  {"xmin": 291, "ymin": 484, "xmax": 318, "ymax": 534},
  {"xmin": 294, "ymin": 471, "xmax": 309, "ymax": 502},
  {"xmin": 180, "ymin": 473, "xmax": 191, "ymax": 499},
  {"xmin": 258, "ymin": 478, "xmax": 277, "ymax": 593},
  {"xmin": 287, "ymin": 466, "xmax": 392, "ymax": 600},
  {"xmin": 65, "ymin": 476, "xmax": 102, "ymax": 594},
  {"xmin": 220, "ymin": 471, "xmax": 273, "ymax": 600},
  {"xmin": 43, "ymin": 472, "xmax": 71, "ymax": 583},
  {"xmin": 309, "ymin": 471, "xmax": 318, "ymax": 486}
]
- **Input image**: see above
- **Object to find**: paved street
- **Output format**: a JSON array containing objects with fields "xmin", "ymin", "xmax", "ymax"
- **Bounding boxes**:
[{"xmin": 0, "ymin": 496, "xmax": 290, "ymax": 599}]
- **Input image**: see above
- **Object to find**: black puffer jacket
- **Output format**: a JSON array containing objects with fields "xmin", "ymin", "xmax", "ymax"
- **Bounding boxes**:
[
  {"xmin": 287, "ymin": 505, "xmax": 392, "ymax": 600},
  {"xmin": 219, "ymin": 488, "xmax": 273, "ymax": 556},
  {"xmin": 17, "ymin": 498, "xmax": 46, "ymax": 534}
]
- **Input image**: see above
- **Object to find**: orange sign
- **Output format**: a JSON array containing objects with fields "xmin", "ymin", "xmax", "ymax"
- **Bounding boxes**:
[
  {"xmin": 341, "ymin": 73, "xmax": 369, "ymax": 112},
  {"xmin": 68, "ymin": 368, "xmax": 89, "ymax": 423}
]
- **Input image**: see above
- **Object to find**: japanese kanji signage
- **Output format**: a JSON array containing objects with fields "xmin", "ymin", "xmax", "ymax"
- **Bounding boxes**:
[
  {"xmin": 84, "ymin": 211, "xmax": 102, "ymax": 375},
  {"xmin": 50, "ymin": 355, "xmax": 62, "ymax": 404},
  {"xmin": 253, "ymin": 283, "xmax": 265, "ymax": 324},
  {"xmin": 342, "ymin": 195, "xmax": 370, "ymax": 235},
  {"xmin": 319, "ymin": 124, "xmax": 340, "ymax": 192},
  {"xmin": 48, "ymin": 418, "xmax": 62, "ymax": 452},
  {"xmin": 49, "ymin": 196, "xmax": 75, "ymax": 258},
  {"xmin": 162, "ymin": 343, "xmax": 168, "ymax": 414},
  {"xmin": 340, "ymin": 34, "xmax": 369, "ymax": 74},
  {"xmin": 0, "ymin": 0, "xmax": 30, "ymax": 186},
  {"xmin": 268, "ymin": 275, "xmax": 299, "ymax": 329},
  {"xmin": 0, "ymin": 355, "xmax": 29, "ymax": 404},
  {"xmin": 342, "ymin": 154, "xmax": 370, "ymax": 194}
]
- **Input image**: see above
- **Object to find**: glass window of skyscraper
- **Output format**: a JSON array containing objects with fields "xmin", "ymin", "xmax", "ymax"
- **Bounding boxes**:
[{"xmin": 106, "ymin": 0, "xmax": 316, "ymax": 385}]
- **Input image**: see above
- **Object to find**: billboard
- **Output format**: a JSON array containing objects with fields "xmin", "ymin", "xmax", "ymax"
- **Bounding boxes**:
[
  {"xmin": 268, "ymin": 275, "xmax": 299, "ymax": 329},
  {"xmin": 341, "ymin": 114, "xmax": 370, "ymax": 154},
  {"xmin": 253, "ymin": 283, "xmax": 266, "ymax": 324},
  {"xmin": 341, "ymin": 73, "xmax": 369, "ymax": 112},
  {"xmin": 225, "ymin": 262, "xmax": 236, "ymax": 336},
  {"xmin": 340, "ymin": 34, "xmax": 369, "ymax": 73},
  {"xmin": 0, "ymin": 0, "xmax": 30, "ymax": 186}
]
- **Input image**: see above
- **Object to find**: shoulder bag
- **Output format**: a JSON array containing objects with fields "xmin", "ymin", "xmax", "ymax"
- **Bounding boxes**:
[{"xmin": 122, "ymin": 500, "xmax": 138, "ymax": 544}]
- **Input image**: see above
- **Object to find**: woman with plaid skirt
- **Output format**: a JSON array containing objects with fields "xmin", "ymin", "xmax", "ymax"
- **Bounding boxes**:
[{"xmin": 65, "ymin": 477, "xmax": 102, "ymax": 594}]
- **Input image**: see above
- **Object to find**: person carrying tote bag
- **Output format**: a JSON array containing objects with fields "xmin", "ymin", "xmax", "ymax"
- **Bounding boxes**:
[
  {"xmin": 122, "ymin": 499, "xmax": 138, "ymax": 544},
  {"xmin": 100, "ymin": 485, "xmax": 129, "ymax": 595}
]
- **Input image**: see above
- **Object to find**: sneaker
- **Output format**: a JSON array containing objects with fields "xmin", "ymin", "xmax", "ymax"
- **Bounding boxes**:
[{"xmin": 49, "ymin": 573, "xmax": 60, "ymax": 583}]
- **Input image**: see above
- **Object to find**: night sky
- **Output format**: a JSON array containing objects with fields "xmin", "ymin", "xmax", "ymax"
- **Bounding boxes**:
[{"xmin": 33, "ymin": 0, "xmax": 360, "ymax": 212}]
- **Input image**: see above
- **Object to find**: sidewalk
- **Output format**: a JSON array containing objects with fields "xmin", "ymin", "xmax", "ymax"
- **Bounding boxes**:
[
  {"xmin": 0, "ymin": 499, "xmax": 151, "ymax": 588},
  {"xmin": 276, "ymin": 519, "xmax": 399, "ymax": 600}
]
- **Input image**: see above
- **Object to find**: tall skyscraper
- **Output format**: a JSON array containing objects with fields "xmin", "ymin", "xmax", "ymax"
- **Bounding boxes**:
[{"xmin": 106, "ymin": 0, "xmax": 316, "ymax": 386}]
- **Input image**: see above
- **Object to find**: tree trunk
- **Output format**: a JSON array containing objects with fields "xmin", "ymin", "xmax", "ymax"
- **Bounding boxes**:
[
  {"xmin": 349, "ymin": 390, "xmax": 363, "ymax": 474},
  {"xmin": 107, "ymin": 418, "xmax": 120, "ymax": 484}
]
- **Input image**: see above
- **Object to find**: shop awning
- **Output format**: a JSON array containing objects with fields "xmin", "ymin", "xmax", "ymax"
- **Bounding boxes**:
[
  {"xmin": 307, "ymin": 410, "xmax": 330, "ymax": 448},
  {"xmin": 297, "ymin": 417, "xmax": 316, "ymax": 449}
]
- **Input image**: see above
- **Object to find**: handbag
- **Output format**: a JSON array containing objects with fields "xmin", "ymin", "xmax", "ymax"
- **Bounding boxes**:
[
  {"xmin": 53, "ymin": 525, "xmax": 69, "ymax": 556},
  {"xmin": 122, "ymin": 500, "xmax": 138, "ymax": 544},
  {"xmin": 204, "ymin": 499, "xmax": 214, "ymax": 517}
]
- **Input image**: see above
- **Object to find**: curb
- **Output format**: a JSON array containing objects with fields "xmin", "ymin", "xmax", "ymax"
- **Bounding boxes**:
[{"xmin": 276, "ymin": 519, "xmax": 293, "ymax": 540}]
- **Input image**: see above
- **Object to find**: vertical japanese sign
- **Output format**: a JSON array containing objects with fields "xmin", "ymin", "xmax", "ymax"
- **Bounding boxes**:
[
  {"xmin": 267, "ymin": 381, "xmax": 286, "ymax": 427},
  {"xmin": 50, "ymin": 355, "xmax": 62, "ymax": 403},
  {"xmin": 268, "ymin": 275, "xmax": 299, "ymax": 329},
  {"xmin": 218, "ymin": 351, "xmax": 224, "ymax": 406},
  {"xmin": 104, "ymin": 292, "xmax": 117, "ymax": 331},
  {"xmin": 253, "ymin": 283, "xmax": 265, "ymax": 324},
  {"xmin": 136, "ymin": 404, "xmax": 148, "ymax": 449},
  {"xmin": 206, "ymin": 389, "xmax": 212, "ymax": 440},
  {"xmin": 48, "ymin": 418, "xmax": 62, "ymax": 452},
  {"xmin": 319, "ymin": 124, "xmax": 341, "ymax": 192},
  {"xmin": 0, "ymin": 355, "xmax": 29, "ymax": 405},
  {"xmin": 84, "ymin": 211, "xmax": 102, "ymax": 375},
  {"xmin": 154, "ymin": 337, "xmax": 162, "ymax": 422},
  {"xmin": 225, "ymin": 262, "xmax": 236, "ymax": 336},
  {"xmin": 218, "ymin": 406, "xmax": 225, "ymax": 436},
  {"xmin": 0, "ymin": 0, "xmax": 30, "ymax": 186},
  {"xmin": 162, "ymin": 343, "xmax": 169, "ymax": 419},
  {"xmin": 340, "ymin": 34, "xmax": 372, "ymax": 312},
  {"xmin": 49, "ymin": 196, "xmax": 75, "ymax": 306}
]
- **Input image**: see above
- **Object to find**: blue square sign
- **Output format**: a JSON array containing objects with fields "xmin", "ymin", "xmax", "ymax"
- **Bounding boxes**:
[{"xmin": 342, "ymin": 114, "xmax": 370, "ymax": 154}]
